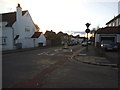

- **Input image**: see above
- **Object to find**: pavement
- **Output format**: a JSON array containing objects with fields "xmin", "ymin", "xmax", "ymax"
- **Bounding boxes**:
[
  {"xmin": 74, "ymin": 45, "xmax": 119, "ymax": 68},
  {"xmin": 2, "ymin": 46, "xmax": 61, "ymax": 55}
]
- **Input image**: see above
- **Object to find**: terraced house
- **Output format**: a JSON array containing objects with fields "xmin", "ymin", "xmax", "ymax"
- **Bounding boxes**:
[
  {"xmin": 95, "ymin": 14, "xmax": 120, "ymax": 47},
  {"xmin": 0, "ymin": 4, "xmax": 46, "ymax": 51}
]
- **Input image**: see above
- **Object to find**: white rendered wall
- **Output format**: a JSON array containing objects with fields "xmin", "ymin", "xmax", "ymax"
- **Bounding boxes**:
[
  {"xmin": 13, "ymin": 12, "xmax": 37, "ymax": 48},
  {"xmin": 117, "ymin": 34, "xmax": 120, "ymax": 43},
  {"xmin": 35, "ymin": 34, "xmax": 46, "ymax": 47},
  {"xmin": 95, "ymin": 34, "xmax": 100, "ymax": 43},
  {"xmin": 2, "ymin": 27, "xmax": 14, "ymax": 50},
  {"xmin": 0, "ymin": 22, "xmax": 2, "ymax": 51}
]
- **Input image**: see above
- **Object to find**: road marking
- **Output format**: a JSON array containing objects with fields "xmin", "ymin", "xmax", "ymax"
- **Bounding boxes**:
[
  {"xmin": 67, "ymin": 47, "xmax": 86, "ymax": 62},
  {"xmin": 77, "ymin": 54, "xmax": 87, "ymax": 56},
  {"xmin": 54, "ymin": 49, "xmax": 62, "ymax": 52},
  {"xmin": 37, "ymin": 52, "xmax": 46, "ymax": 55},
  {"xmin": 37, "ymin": 51, "xmax": 56, "ymax": 56},
  {"xmin": 70, "ymin": 47, "xmax": 86, "ymax": 59}
]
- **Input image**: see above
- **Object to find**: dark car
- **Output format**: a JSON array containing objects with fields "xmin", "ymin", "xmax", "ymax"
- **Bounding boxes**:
[{"xmin": 100, "ymin": 40, "xmax": 118, "ymax": 51}]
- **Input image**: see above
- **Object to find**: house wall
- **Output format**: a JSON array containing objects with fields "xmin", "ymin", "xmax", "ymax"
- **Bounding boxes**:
[
  {"xmin": 35, "ymin": 34, "xmax": 46, "ymax": 47},
  {"xmin": 117, "ymin": 34, "xmax": 120, "ymax": 47},
  {"xmin": 1, "ymin": 27, "xmax": 14, "ymax": 50},
  {"xmin": 95, "ymin": 34, "xmax": 120, "ymax": 47},
  {"xmin": 13, "ymin": 12, "xmax": 37, "ymax": 49},
  {"xmin": 0, "ymin": 22, "xmax": 2, "ymax": 51},
  {"xmin": 107, "ymin": 17, "xmax": 120, "ymax": 27},
  {"xmin": 95, "ymin": 34, "xmax": 100, "ymax": 45},
  {"xmin": 1, "ymin": 4, "xmax": 46, "ymax": 50},
  {"xmin": 117, "ymin": 34, "xmax": 120, "ymax": 42}
]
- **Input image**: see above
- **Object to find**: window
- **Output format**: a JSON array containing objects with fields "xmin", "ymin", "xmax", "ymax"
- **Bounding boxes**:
[
  {"xmin": 0, "ymin": 37, "xmax": 7, "ymax": 45},
  {"xmin": 25, "ymin": 26, "xmax": 30, "ymax": 32}
]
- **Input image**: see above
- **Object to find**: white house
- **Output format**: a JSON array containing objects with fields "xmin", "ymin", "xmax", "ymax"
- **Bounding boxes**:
[
  {"xmin": 106, "ymin": 14, "xmax": 120, "ymax": 27},
  {"xmin": 0, "ymin": 4, "xmax": 46, "ymax": 51},
  {"xmin": 31, "ymin": 32, "xmax": 46, "ymax": 47},
  {"xmin": 95, "ymin": 14, "xmax": 120, "ymax": 47}
]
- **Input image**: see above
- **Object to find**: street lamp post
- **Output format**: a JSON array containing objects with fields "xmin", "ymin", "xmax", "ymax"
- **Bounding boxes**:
[{"xmin": 85, "ymin": 23, "xmax": 91, "ymax": 51}]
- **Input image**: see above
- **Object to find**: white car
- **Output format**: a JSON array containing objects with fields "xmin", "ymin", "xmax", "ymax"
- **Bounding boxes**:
[{"xmin": 82, "ymin": 42, "xmax": 87, "ymax": 46}]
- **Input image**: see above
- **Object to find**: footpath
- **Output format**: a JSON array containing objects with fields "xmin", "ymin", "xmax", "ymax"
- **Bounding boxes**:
[
  {"xmin": 73, "ymin": 45, "xmax": 119, "ymax": 68},
  {"xmin": 2, "ymin": 46, "xmax": 62, "ymax": 55}
]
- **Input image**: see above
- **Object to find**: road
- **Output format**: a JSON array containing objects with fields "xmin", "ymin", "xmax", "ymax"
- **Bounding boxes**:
[{"xmin": 2, "ymin": 45, "xmax": 119, "ymax": 88}]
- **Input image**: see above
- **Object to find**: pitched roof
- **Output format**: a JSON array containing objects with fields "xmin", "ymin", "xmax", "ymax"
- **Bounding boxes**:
[
  {"xmin": 0, "ymin": 10, "xmax": 27, "ymax": 27},
  {"xmin": 97, "ymin": 26, "xmax": 120, "ymax": 34},
  {"xmin": 106, "ymin": 14, "xmax": 120, "ymax": 25},
  {"xmin": 31, "ymin": 32, "xmax": 42, "ymax": 38}
]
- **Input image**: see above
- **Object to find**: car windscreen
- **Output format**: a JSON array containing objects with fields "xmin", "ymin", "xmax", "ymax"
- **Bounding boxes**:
[{"xmin": 101, "ymin": 40, "xmax": 112, "ymax": 44}]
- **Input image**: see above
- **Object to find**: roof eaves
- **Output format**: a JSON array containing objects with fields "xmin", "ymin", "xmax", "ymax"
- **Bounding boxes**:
[
  {"xmin": 31, "ymin": 32, "xmax": 42, "ymax": 38},
  {"xmin": 106, "ymin": 14, "xmax": 120, "ymax": 25}
]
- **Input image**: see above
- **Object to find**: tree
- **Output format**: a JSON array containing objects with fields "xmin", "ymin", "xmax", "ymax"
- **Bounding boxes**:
[
  {"xmin": 44, "ymin": 30, "xmax": 56, "ymax": 40},
  {"xmin": 90, "ymin": 27, "xmax": 98, "ymax": 42},
  {"xmin": 34, "ymin": 24, "xmax": 40, "ymax": 32}
]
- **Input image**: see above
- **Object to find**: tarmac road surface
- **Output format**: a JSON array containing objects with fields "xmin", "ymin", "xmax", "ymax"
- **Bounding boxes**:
[{"xmin": 2, "ymin": 45, "xmax": 119, "ymax": 88}]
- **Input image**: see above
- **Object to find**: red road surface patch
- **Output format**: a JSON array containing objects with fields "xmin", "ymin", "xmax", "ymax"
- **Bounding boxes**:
[{"xmin": 10, "ymin": 58, "xmax": 67, "ymax": 88}]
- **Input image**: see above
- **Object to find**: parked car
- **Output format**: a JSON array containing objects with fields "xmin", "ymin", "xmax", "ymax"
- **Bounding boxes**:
[
  {"xmin": 100, "ymin": 40, "xmax": 118, "ymax": 51},
  {"xmin": 88, "ymin": 41, "xmax": 91, "ymax": 45},
  {"xmin": 82, "ymin": 41, "xmax": 87, "ymax": 46}
]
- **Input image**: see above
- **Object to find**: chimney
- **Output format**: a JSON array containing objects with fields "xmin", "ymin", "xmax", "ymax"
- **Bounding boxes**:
[{"xmin": 16, "ymin": 3, "xmax": 22, "ymax": 21}]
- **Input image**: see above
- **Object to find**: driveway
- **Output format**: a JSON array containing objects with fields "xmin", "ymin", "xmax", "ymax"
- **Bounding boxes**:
[{"xmin": 104, "ymin": 51, "xmax": 120, "ymax": 64}]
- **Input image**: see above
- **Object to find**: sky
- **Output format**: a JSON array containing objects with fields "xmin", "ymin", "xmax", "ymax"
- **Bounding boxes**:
[{"xmin": 0, "ymin": 0, "xmax": 119, "ymax": 35}]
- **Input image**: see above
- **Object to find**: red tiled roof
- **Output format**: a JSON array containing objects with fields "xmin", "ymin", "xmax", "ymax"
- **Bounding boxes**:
[
  {"xmin": 31, "ymin": 32, "xmax": 42, "ymax": 38},
  {"xmin": 106, "ymin": 14, "xmax": 120, "ymax": 25},
  {"xmin": 97, "ymin": 26, "xmax": 120, "ymax": 34},
  {"xmin": 0, "ymin": 10, "xmax": 27, "ymax": 27}
]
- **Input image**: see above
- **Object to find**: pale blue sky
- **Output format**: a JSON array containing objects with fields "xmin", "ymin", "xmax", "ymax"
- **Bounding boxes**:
[{"xmin": 0, "ymin": 0, "xmax": 119, "ymax": 34}]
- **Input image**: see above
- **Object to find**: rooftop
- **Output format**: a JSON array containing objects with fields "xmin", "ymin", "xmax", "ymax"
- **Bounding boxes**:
[
  {"xmin": 97, "ymin": 26, "xmax": 120, "ymax": 34},
  {"xmin": 0, "ymin": 10, "xmax": 28, "ymax": 27}
]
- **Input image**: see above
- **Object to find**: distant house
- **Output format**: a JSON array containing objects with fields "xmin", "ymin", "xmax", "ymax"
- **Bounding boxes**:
[
  {"xmin": 0, "ymin": 4, "xmax": 46, "ymax": 51},
  {"xmin": 31, "ymin": 32, "xmax": 46, "ymax": 47},
  {"xmin": 95, "ymin": 14, "xmax": 120, "ymax": 47}
]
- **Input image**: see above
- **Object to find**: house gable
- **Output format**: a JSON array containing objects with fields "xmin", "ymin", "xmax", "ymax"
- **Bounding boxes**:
[
  {"xmin": 106, "ymin": 14, "xmax": 120, "ymax": 26},
  {"xmin": 106, "ymin": 14, "xmax": 120, "ymax": 25}
]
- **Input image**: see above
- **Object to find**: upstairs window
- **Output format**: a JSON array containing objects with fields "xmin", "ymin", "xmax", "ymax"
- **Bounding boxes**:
[{"xmin": 25, "ymin": 26, "xmax": 30, "ymax": 32}]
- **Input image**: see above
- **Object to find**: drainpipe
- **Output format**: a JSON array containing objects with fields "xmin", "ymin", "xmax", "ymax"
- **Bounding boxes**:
[
  {"xmin": 33, "ymin": 39, "xmax": 35, "ymax": 48},
  {"xmin": 11, "ymin": 27, "xmax": 15, "ymax": 48}
]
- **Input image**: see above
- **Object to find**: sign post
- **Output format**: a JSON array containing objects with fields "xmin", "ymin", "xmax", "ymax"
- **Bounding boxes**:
[{"xmin": 85, "ymin": 23, "xmax": 91, "ymax": 51}]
